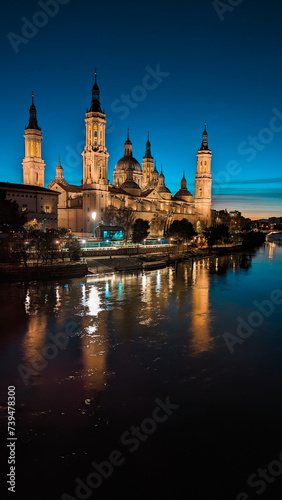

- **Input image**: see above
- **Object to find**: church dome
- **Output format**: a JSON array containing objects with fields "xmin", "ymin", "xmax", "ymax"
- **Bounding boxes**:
[
  {"xmin": 174, "ymin": 188, "xmax": 193, "ymax": 201},
  {"xmin": 120, "ymin": 179, "xmax": 141, "ymax": 195},
  {"xmin": 174, "ymin": 173, "xmax": 193, "ymax": 202},
  {"xmin": 114, "ymin": 156, "xmax": 142, "ymax": 173},
  {"xmin": 157, "ymin": 185, "xmax": 171, "ymax": 194},
  {"xmin": 114, "ymin": 131, "xmax": 142, "ymax": 175}
]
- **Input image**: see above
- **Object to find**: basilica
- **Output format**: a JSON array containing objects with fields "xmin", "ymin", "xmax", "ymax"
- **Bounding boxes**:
[{"xmin": 21, "ymin": 73, "xmax": 212, "ymax": 235}]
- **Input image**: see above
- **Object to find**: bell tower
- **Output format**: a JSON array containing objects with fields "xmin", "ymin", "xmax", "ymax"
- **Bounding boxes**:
[
  {"xmin": 82, "ymin": 71, "xmax": 110, "ymax": 233},
  {"xmin": 22, "ymin": 94, "xmax": 45, "ymax": 187},
  {"xmin": 194, "ymin": 123, "xmax": 212, "ymax": 227},
  {"xmin": 82, "ymin": 71, "xmax": 109, "ymax": 187},
  {"xmin": 142, "ymin": 133, "xmax": 154, "ymax": 186}
]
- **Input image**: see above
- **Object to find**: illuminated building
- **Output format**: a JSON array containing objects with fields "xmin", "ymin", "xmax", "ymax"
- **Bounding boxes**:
[{"xmin": 17, "ymin": 73, "xmax": 213, "ymax": 233}]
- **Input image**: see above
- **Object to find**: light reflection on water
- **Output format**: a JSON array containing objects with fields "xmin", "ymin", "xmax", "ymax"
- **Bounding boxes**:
[
  {"xmin": 1, "ymin": 243, "xmax": 282, "ymax": 398},
  {"xmin": 1, "ymin": 242, "xmax": 282, "ymax": 499}
]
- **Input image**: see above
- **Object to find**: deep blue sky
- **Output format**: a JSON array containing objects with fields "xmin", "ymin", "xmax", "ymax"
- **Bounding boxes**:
[{"xmin": 1, "ymin": 0, "xmax": 282, "ymax": 219}]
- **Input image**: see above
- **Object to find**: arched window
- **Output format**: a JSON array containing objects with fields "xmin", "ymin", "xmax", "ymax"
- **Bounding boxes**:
[
  {"xmin": 94, "ymin": 125, "xmax": 98, "ymax": 146},
  {"xmin": 31, "ymin": 141, "xmax": 34, "ymax": 157},
  {"xmin": 36, "ymin": 143, "xmax": 39, "ymax": 157},
  {"xmin": 36, "ymin": 172, "xmax": 39, "ymax": 185},
  {"xmin": 204, "ymin": 161, "xmax": 207, "ymax": 172},
  {"xmin": 199, "ymin": 187, "xmax": 202, "ymax": 197},
  {"xmin": 200, "ymin": 161, "xmax": 202, "ymax": 172},
  {"xmin": 88, "ymin": 164, "xmax": 91, "ymax": 179}
]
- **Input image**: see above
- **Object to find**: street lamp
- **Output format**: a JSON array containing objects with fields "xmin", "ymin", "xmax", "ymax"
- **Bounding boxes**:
[{"xmin": 92, "ymin": 212, "xmax": 97, "ymax": 238}]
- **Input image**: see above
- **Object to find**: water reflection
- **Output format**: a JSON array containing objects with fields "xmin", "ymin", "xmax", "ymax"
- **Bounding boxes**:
[
  {"xmin": 22, "ymin": 314, "xmax": 48, "ymax": 371},
  {"xmin": 12, "ymin": 251, "xmax": 265, "ymax": 395},
  {"xmin": 190, "ymin": 259, "xmax": 212, "ymax": 355}
]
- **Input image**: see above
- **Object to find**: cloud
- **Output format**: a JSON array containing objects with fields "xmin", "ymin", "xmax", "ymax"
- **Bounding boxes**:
[{"xmin": 213, "ymin": 177, "xmax": 282, "ymax": 185}]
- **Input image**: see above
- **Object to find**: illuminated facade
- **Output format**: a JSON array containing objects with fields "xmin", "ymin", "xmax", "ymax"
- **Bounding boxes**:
[
  {"xmin": 22, "ymin": 94, "xmax": 45, "ymax": 188},
  {"xmin": 21, "ymin": 73, "xmax": 212, "ymax": 234}
]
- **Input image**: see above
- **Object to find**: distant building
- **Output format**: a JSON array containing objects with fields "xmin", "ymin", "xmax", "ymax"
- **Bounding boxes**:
[
  {"xmin": 212, "ymin": 209, "xmax": 251, "ymax": 231},
  {"xmin": 0, "ymin": 182, "xmax": 58, "ymax": 230}
]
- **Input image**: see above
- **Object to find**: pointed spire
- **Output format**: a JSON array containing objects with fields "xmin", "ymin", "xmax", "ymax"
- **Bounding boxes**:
[
  {"xmin": 157, "ymin": 165, "xmax": 165, "ymax": 186},
  {"xmin": 55, "ymin": 155, "xmax": 64, "ymax": 181},
  {"xmin": 144, "ymin": 131, "xmax": 152, "ymax": 158},
  {"xmin": 90, "ymin": 69, "xmax": 102, "ymax": 113},
  {"xmin": 26, "ymin": 92, "xmax": 41, "ymax": 130},
  {"xmin": 124, "ymin": 129, "xmax": 132, "ymax": 156},
  {"xmin": 181, "ymin": 171, "xmax": 187, "ymax": 189},
  {"xmin": 200, "ymin": 121, "xmax": 209, "ymax": 150}
]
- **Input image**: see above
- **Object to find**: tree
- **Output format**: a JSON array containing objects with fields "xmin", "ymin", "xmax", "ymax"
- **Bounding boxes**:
[
  {"xmin": 101, "ymin": 206, "xmax": 135, "ymax": 243},
  {"xmin": 102, "ymin": 206, "xmax": 118, "ymax": 226},
  {"xmin": 65, "ymin": 238, "xmax": 81, "ymax": 261},
  {"xmin": 150, "ymin": 213, "xmax": 166, "ymax": 236},
  {"xmin": 114, "ymin": 207, "xmax": 136, "ymax": 243},
  {"xmin": 132, "ymin": 219, "xmax": 150, "ymax": 243},
  {"xmin": 0, "ymin": 190, "xmax": 27, "ymax": 232},
  {"xmin": 241, "ymin": 224, "xmax": 252, "ymax": 232},
  {"xmin": 203, "ymin": 224, "xmax": 231, "ymax": 248},
  {"xmin": 167, "ymin": 219, "xmax": 197, "ymax": 243}
]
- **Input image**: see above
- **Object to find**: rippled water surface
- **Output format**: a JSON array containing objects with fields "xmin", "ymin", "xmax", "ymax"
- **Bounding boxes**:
[{"xmin": 1, "ymin": 243, "xmax": 282, "ymax": 499}]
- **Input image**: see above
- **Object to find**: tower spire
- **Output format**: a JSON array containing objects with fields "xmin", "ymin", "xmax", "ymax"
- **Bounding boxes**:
[
  {"xmin": 90, "ymin": 70, "xmax": 102, "ymax": 113},
  {"xmin": 200, "ymin": 121, "xmax": 209, "ymax": 150},
  {"xmin": 124, "ymin": 128, "xmax": 132, "ymax": 156},
  {"xmin": 26, "ymin": 93, "xmax": 40, "ymax": 130},
  {"xmin": 144, "ymin": 132, "xmax": 152, "ymax": 158},
  {"xmin": 181, "ymin": 171, "xmax": 187, "ymax": 189},
  {"xmin": 23, "ymin": 92, "xmax": 45, "ymax": 187}
]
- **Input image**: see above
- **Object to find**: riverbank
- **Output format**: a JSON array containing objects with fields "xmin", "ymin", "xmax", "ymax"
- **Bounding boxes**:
[
  {"xmin": 0, "ymin": 262, "xmax": 88, "ymax": 282},
  {"xmin": 86, "ymin": 244, "xmax": 244, "ymax": 274},
  {"xmin": 0, "ymin": 242, "xmax": 262, "ymax": 282}
]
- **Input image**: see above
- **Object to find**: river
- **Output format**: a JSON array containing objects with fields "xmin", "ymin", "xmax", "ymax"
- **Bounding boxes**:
[{"xmin": 1, "ymin": 243, "xmax": 282, "ymax": 500}]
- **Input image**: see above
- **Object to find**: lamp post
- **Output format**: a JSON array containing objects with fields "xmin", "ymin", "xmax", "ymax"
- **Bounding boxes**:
[{"xmin": 92, "ymin": 212, "xmax": 97, "ymax": 239}]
